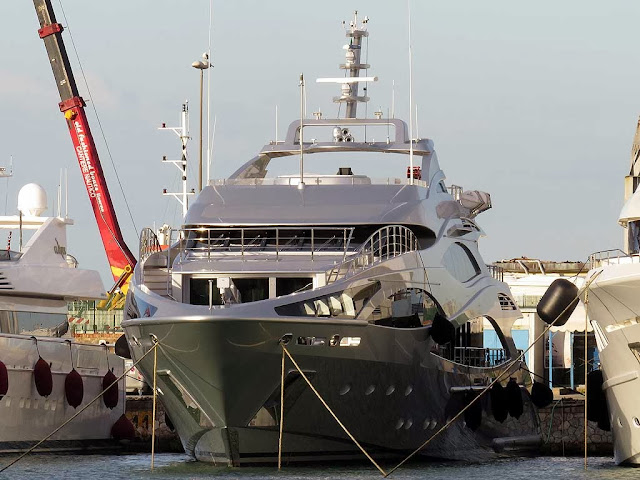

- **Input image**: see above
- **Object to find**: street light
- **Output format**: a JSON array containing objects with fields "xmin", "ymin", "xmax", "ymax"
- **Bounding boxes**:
[{"xmin": 192, "ymin": 52, "xmax": 210, "ymax": 192}]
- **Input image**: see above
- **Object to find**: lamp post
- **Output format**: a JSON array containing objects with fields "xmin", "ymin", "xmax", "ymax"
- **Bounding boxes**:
[{"xmin": 192, "ymin": 53, "xmax": 210, "ymax": 192}]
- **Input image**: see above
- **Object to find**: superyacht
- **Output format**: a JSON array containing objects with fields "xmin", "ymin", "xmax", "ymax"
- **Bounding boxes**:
[
  {"xmin": 0, "ymin": 181, "xmax": 126, "ymax": 451},
  {"xmin": 581, "ymin": 117, "xmax": 640, "ymax": 465},
  {"xmin": 123, "ymin": 14, "xmax": 540, "ymax": 465}
]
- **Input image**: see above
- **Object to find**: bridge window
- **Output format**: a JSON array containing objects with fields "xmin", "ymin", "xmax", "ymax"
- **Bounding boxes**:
[{"xmin": 442, "ymin": 242, "xmax": 481, "ymax": 283}]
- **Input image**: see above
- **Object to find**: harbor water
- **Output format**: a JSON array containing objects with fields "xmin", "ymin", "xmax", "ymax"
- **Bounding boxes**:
[{"xmin": 0, "ymin": 454, "xmax": 637, "ymax": 480}]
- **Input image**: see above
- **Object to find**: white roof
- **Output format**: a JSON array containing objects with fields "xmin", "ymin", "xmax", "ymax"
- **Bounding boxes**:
[{"xmin": 619, "ymin": 188, "xmax": 640, "ymax": 226}]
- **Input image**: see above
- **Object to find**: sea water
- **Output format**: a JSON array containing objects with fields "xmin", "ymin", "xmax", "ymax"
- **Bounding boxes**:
[{"xmin": 0, "ymin": 454, "xmax": 636, "ymax": 480}]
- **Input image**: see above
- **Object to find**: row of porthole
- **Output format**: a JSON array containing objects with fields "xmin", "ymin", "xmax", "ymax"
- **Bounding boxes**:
[
  {"xmin": 616, "ymin": 417, "xmax": 640, "ymax": 428},
  {"xmin": 394, "ymin": 418, "xmax": 439, "ymax": 431},
  {"xmin": 340, "ymin": 384, "xmax": 414, "ymax": 397}
]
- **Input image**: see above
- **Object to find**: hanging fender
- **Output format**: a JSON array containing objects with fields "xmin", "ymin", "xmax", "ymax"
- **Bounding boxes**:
[
  {"xmin": 0, "ymin": 361, "xmax": 8, "ymax": 400},
  {"xmin": 505, "ymin": 378, "xmax": 524, "ymax": 419},
  {"xmin": 490, "ymin": 382, "xmax": 508, "ymax": 422},
  {"xmin": 463, "ymin": 391, "xmax": 483, "ymax": 431},
  {"xmin": 537, "ymin": 279, "xmax": 579, "ymax": 326},
  {"xmin": 103, "ymin": 369, "xmax": 119, "ymax": 409},
  {"xmin": 530, "ymin": 381, "xmax": 554, "ymax": 408},
  {"xmin": 111, "ymin": 414, "xmax": 136, "ymax": 440},
  {"xmin": 65, "ymin": 368, "xmax": 84, "ymax": 408},
  {"xmin": 430, "ymin": 312, "xmax": 456, "ymax": 345},
  {"xmin": 34, "ymin": 356, "xmax": 53, "ymax": 397}
]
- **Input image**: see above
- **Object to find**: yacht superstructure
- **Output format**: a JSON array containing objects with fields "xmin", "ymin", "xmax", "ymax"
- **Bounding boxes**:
[
  {"xmin": 0, "ymin": 183, "xmax": 126, "ymax": 451},
  {"xmin": 123, "ymin": 14, "xmax": 540, "ymax": 465}
]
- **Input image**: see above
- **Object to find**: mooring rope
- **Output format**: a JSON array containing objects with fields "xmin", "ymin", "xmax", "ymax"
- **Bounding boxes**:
[
  {"xmin": 278, "ymin": 347, "xmax": 285, "ymax": 470},
  {"xmin": 151, "ymin": 336, "xmax": 159, "ymax": 471},
  {"xmin": 383, "ymin": 271, "xmax": 602, "ymax": 477},
  {"xmin": 0, "ymin": 341, "xmax": 159, "ymax": 474},
  {"xmin": 280, "ymin": 344, "xmax": 388, "ymax": 476}
]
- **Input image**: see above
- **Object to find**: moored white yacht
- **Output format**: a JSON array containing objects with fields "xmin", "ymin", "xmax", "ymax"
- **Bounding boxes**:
[
  {"xmin": 123, "ymin": 14, "xmax": 541, "ymax": 465},
  {"xmin": 581, "ymin": 118, "xmax": 640, "ymax": 465},
  {"xmin": 0, "ymin": 182, "xmax": 126, "ymax": 451}
]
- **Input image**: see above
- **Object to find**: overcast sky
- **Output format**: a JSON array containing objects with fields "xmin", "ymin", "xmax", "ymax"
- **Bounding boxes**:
[{"xmin": 1, "ymin": 1, "xmax": 638, "ymax": 287}]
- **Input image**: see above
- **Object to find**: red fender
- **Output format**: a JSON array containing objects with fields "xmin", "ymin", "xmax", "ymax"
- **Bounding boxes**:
[
  {"xmin": 102, "ymin": 369, "xmax": 119, "ymax": 409},
  {"xmin": 34, "ymin": 357, "xmax": 53, "ymax": 397},
  {"xmin": 0, "ymin": 361, "xmax": 8, "ymax": 400},
  {"xmin": 111, "ymin": 414, "xmax": 135, "ymax": 440},
  {"xmin": 65, "ymin": 369, "xmax": 84, "ymax": 408}
]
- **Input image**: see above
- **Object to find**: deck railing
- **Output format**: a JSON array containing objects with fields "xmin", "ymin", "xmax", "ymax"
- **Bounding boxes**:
[
  {"xmin": 433, "ymin": 345, "xmax": 513, "ymax": 368},
  {"xmin": 139, "ymin": 227, "xmax": 162, "ymax": 263},
  {"xmin": 325, "ymin": 225, "xmax": 419, "ymax": 284},
  {"xmin": 588, "ymin": 249, "xmax": 639, "ymax": 268},
  {"xmin": 175, "ymin": 226, "xmax": 355, "ymax": 262}
]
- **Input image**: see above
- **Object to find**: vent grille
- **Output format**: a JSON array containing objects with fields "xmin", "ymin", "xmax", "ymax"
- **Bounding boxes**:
[
  {"xmin": 498, "ymin": 293, "xmax": 517, "ymax": 311},
  {"xmin": 0, "ymin": 272, "xmax": 13, "ymax": 290}
]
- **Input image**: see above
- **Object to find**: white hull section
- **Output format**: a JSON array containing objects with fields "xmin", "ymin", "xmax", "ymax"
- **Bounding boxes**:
[
  {"xmin": 586, "ymin": 263, "xmax": 640, "ymax": 465},
  {"xmin": 0, "ymin": 334, "xmax": 125, "ymax": 448}
]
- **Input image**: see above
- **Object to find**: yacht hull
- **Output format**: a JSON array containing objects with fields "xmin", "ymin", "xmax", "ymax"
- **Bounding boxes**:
[
  {"xmin": 123, "ymin": 316, "xmax": 540, "ymax": 466},
  {"xmin": 586, "ymin": 265, "xmax": 640, "ymax": 465},
  {"xmin": 0, "ymin": 334, "xmax": 126, "ymax": 451}
]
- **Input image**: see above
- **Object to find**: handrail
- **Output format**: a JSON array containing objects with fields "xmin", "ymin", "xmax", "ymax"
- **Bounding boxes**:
[
  {"xmin": 176, "ymin": 226, "xmax": 355, "ymax": 262},
  {"xmin": 588, "ymin": 248, "xmax": 637, "ymax": 268},
  {"xmin": 139, "ymin": 228, "xmax": 162, "ymax": 264},
  {"xmin": 325, "ymin": 225, "xmax": 419, "ymax": 284}
]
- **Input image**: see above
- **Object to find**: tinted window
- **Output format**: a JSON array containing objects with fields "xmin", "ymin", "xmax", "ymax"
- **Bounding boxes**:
[{"xmin": 442, "ymin": 242, "xmax": 481, "ymax": 283}]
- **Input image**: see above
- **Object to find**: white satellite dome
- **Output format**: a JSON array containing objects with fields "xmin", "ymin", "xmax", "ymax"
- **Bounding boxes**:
[{"xmin": 17, "ymin": 183, "xmax": 48, "ymax": 217}]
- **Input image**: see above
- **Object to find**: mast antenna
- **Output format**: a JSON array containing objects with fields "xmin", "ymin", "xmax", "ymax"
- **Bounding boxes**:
[
  {"xmin": 160, "ymin": 102, "xmax": 195, "ymax": 218},
  {"xmin": 407, "ymin": 0, "xmax": 415, "ymax": 185},
  {"xmin": 298, "ymin": 74, "xmax": 305, "ymax": 190},
  {"xmin": 316, "ymin": 11, "xmax": 376, "ymax": 119}
]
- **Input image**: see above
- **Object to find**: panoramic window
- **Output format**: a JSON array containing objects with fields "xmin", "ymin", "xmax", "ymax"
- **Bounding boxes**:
[
  {"xmin": 442, "ymin": 242, "xmax": 481, "ymax": 283},
  {"xmin": 367, "ymin": 288, "xmax": 440, "ymax": 328},
  {"xmin": 276, "ymin": 277, "xmax": 313, "ymax": 296},
  {"xmin": 275, "ymin": 282, "xmax": 379, "ymax": 318}
]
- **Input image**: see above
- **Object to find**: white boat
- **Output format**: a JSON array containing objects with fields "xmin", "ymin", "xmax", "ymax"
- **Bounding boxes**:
[
  {"xmin": 0, "ymin": 182, "xmax": 126, "ymax": 452},
  {"xmin": 580, "ymin": 117, "xmax": 640, "ymax": 465},
  {"xmin": 122, "ymin": 13, "xmax": 541, "ymax": 465}
]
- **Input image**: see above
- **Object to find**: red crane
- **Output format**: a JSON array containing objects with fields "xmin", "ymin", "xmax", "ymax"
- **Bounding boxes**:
[{"xmin": 32, "ymin": 0, "xmax": 136, "ymax": 296}]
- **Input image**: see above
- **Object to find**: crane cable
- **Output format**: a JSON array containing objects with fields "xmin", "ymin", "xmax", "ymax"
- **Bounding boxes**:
[{"xmin": 57, "ymin": 0, "xmax": 139, "ymax": 238}]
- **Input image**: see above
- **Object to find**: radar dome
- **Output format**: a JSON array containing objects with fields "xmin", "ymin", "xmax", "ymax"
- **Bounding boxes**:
[{"xmin": 17, "ymin": 183, "xmax": 48, "ymax": 217}]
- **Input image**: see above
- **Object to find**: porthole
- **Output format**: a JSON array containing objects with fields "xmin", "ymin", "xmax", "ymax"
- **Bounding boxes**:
[
  {"xmin": 618, "ymin": 417, "xmax": 623, "ymax": 428},
  {"xmin": 404, "ymin": 419, "xmax": 413, "ymax": 429},
  {"xmin": 339, "ymin": 384, "xmax": 351, "ymax": 396},
  {"xmin": 633, "ymin": 417, "xmax": 640, "ymax": 428},
  {"xmin": 423, "ymin": 418, "xmax": 431, "ymax": 430},
  {"xmin": 386, "ymin": 385, "xmax": 395, "ymax": 395},
  {"xmin": 365, "ymin": 385, "xmax": 376, "ymax": 396},
  {"xmin": 404, "ymin": 385, "xmax": 413, "ymax": 396},
  {"xmin": 395, "ymin": 419, "xmax": 404, "ymax": 430}
]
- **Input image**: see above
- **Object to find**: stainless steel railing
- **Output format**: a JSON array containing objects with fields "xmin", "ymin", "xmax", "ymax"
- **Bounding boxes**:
[
  {"xmin": 588, "ymin": 248, "xmax": 639, "ymax": 268},
  {"xmin": 176, "ymin": 226, "xmax": 355, "ymax": 262},
  {"xmin": 325, "ymin": 225, "xmax": 419, "ymax": 284},
  {"xmin": 433, "ymin": 345, "xmax": 513, "ymax": 368}
]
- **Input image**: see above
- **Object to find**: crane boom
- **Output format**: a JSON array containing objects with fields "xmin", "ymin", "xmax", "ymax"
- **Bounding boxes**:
[{"xmin": 32, "ymin": 0, "xmax": 136, "ymax": 291}]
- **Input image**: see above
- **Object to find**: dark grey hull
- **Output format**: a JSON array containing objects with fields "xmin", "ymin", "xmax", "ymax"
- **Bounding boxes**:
[{"xmin": 123, "ymin": 316, "xmax": 541, "ymax": 466}]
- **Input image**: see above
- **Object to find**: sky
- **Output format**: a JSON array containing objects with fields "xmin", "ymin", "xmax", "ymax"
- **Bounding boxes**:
[{"xmin": 1, "ymin": 1, "xmax": 639, "ymax": 287}]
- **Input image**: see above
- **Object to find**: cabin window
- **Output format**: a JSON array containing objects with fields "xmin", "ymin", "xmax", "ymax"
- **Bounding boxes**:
[
  {"xmin": 275, "ymin": 282, "xmax": 379, "ymax": 318},
  {"xmin": 442, "ymin": 242, "xmax": 481, "ymax": 283},
  {"xmin": 233, "ymin": 278, "xmax": 269, "ymax": 303},
  {"xmin": 369, "ymin": 288, "xmax": 440, "ymax": 328},
  {"xmin": 276, "ymin": 277, "xmax": 313, "ymax": 296},
  {"xmin": 0, "ymin": 310, "xmax": 67, "ymax": 336},
  {"xmin": 190, "ymin": 278, "xmax": 222, "ymax": 306}
]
